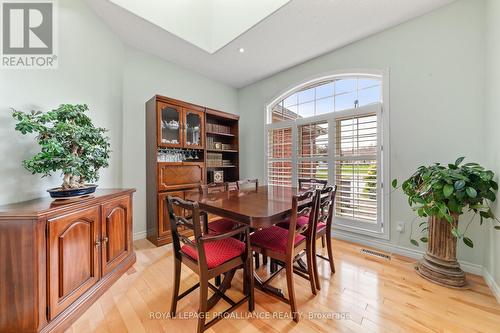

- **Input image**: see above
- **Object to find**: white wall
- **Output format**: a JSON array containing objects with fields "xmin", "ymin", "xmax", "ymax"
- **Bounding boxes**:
[
  {"xmin": 484, "ymin": 0, "xmax": 500, "ymax": 295},
  {"xmin": 237, "ymin": 0, "xmax": 487, "ymax": 266},
  {"xmin": 0, "ymin": 0, "xmax": 239, "ymax": 241},
  {"xmin": 122, "ymin": 47, "xmax": 238, "ymax": 238},
  {"xmin": 0, "ymin": 0, "xmax": 124, "ymax": 205}
]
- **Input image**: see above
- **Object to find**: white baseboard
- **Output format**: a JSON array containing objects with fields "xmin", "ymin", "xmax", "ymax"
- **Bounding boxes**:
[
  {"xmin": 483, "ymin": 268, "xmax": 500, "ymax": 304},
  {"xmin": 133, "ymin": 230, "xmax": 147, "ymax": 241},
  {"xmin": 332, "ymin": 230, "xmax": 483, "ymax": 275}
]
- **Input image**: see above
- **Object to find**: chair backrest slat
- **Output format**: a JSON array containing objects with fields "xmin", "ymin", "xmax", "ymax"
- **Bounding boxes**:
[{"xmin": 199, "ymin": 182, "xmax": 227, "ymax": 195}]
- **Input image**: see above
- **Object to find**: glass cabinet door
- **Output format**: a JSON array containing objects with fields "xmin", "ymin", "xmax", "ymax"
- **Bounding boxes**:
[
  {"xmin": 158, "ymin": 103, "xmax": 183, "ymax": 147},
  {"xmin": 184, "ymin": 109, "xmax": 204, "ymax": 149}
]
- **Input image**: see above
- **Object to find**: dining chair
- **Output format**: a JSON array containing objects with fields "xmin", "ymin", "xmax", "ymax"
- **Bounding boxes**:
[
  {"xmin": 275, "ymin": 186, "xmax": 337, "ymax": 290},
  {"xmin": 298, "ymin": 178, "xmax": 328, "ymax": 248},
  {"xmin": 298, "ymin": 178, "xmax": 328, "ymax": 191},
  {"xmin": 237, "ymin": 178, "xmax": 259, "ymax": 191},
  {"xmin": 199, "ymin": 183, "xmax": 242, "ymax": 285},
  {"xmin": 235, "ymin": 178, "xmax": 266, "ymax": 267},
  {"xmin": 226, "ymin": 181, "xmax": 239, "ymax": 191},
  {"xmin": 199, "ymin": 183, "xmax": 240, "ymax": 234},
  {"xmin": 167, "ymin": 196, "xmax": 254, "ymax": 333},
  {"xmin": 312, "ymin": 186, "xmax": 337, "ymax": 280},
  {"xmin": 250, "ymin": 189, "xmax": 319, "ymax": 322}
]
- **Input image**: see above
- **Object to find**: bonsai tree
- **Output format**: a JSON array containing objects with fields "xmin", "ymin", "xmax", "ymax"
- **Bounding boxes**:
[
  {"xmin": 12, "ymin": 104, "xmax": 111, "ymax": 190},
  {"xmin": 392, "ymin": 157, "xmax": 500, "ymax": 248}
]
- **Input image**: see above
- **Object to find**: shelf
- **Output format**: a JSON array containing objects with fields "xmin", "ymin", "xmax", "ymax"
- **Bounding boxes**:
[
  {"xmin": 207, "ymin": 149, "xmax": 238, "ymax": 153},
  {"xmin": 206, "ymin": 131, "xmax": 235, "ymax": 137},
  {"xmin": 207, "ymin": 165, "xmax": 237, "ymax": 168}
]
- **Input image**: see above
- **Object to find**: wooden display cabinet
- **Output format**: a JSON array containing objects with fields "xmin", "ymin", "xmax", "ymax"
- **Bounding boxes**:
[{"xmin": 146, "ymin": 95, "xmax": 240, "ymax": 246}]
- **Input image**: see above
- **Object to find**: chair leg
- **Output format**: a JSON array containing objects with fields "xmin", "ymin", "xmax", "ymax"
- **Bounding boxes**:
[
  {"xmin": 321, "ymin": 235, "xmax": 326, "ymax": 248},
  {"xmin": 246, "ymin": 249, "xmax": 255, "ymax": 312},
  {"xmin": 215, "ymin": 275, "xmax": 221, "ymax": 286},
  {"xmin": 262, "ymin": 254, "xmax": 268, "ymax": 265},
  {"xmin": 170, "ymin": 258, "xmax": 181, "ymax": 317},
  {"xmin": 285, "ymin": 261, "xmax": 299, "ymax": 322},
  {"xmin": 197, "ymin": 278, "xmax": 209, "ymax": 333},
  {"xmin": 312, "ymin": 238, "xmax": 321, "ymax": 291},
  {"xmin": 270, "ymin": 259, "xmax": 277, "ymax": 273},
  {"xmin": 325, "ymin": 235, "xmax": 335, "ymax": 274},
  {"xmin": 306, "ymin": 243, "xmax": 317, "ymax": 294},
  {"xmin": 254, "ymin": 253, "xmax": 260, "ymax": 269}
]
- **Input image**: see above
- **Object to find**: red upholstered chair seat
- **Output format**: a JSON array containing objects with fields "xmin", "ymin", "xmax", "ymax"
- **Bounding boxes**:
[
  {"xmin": 250, "ymin": 226, "xmax": 305, "ymax": 254},
  {"xmin": 181, "ymin": 238, "xmax": 245, "ymax": 269},
  {"xmin": 317, "ymin": 222, "xmax": 326, "ymax": 231},
  {"xmin": 208, "ymin": 218, "xmax": 240, "ymax": 234},
  {"xmin": 276, "ymin": 215, "xmax": 309, "ymax": 229}
]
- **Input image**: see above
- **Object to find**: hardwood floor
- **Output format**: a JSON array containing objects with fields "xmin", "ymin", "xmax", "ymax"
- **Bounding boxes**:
[{"xmin": 66, "ymin": 238, "xmax": 500, "ymax": 333}]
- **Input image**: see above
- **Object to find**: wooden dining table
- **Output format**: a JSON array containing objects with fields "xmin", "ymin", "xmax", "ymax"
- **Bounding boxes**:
[
  {"xmin": 187, "ymin": 185, "xmax": 304, "ymax": 229},
  {"xmin": 186, "ymin": 185, "xmax": 309, "ymax": 298}
]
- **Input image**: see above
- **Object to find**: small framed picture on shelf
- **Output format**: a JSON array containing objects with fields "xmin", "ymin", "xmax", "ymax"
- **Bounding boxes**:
[{"xmin": 213, "ymin": 170, "xmax": 224, "ymax": 183}]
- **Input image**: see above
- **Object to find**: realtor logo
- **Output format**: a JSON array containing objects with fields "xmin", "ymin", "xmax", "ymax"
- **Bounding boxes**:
[{"xmin": 1, "ymin": 0, "xmax": 57, "ymax": 68}]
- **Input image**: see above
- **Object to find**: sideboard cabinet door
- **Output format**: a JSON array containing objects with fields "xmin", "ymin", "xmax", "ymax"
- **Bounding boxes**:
[
  {"xmin": 101, "ymin": 196, "xmax": 132, "ymax": 276},
  {"xmin": 47, "ymin": 206, "xmax": 101, "ymax": 320}
]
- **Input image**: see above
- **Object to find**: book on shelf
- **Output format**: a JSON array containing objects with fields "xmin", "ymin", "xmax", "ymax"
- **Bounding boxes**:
[{"xmin": 207, "ymin": 122, "xmax": 231, "ymax": 134}]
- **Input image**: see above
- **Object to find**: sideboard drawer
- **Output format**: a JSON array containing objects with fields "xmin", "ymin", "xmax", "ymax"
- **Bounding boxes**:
[{"xmin": 157, "ymin": 162, "xmax": 204, "ymax": 191}]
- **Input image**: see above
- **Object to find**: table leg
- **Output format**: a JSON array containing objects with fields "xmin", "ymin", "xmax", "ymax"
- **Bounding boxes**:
[{"xmin": 253, "ymin": 268, "xmax": 285, "ymax": 298}]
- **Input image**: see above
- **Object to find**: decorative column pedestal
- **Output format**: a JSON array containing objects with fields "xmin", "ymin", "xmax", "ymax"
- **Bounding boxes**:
[{"xmin": 415, "ymin": 215, "xmax": 466, "ymax": 288}]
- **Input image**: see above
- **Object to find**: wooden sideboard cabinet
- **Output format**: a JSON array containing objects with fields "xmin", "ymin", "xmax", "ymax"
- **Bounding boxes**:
[{"xmin": 0, "ymin": 189, "xmax": 136, "ymax": 333}]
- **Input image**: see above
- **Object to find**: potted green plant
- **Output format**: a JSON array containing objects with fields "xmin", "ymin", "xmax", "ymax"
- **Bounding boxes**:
[
  {"xmin": 12, "ymin": 104, "xmax": 111, "ymax": 199},
  {"xmin": 392, "ymin": 157, "xmax": 500, "ymax": 288}
]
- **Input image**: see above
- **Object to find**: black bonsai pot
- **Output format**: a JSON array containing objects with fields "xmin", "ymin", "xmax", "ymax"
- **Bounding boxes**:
[{"xmin": 47, "ymin": 184, "xmax": 98, "ymax": 199}]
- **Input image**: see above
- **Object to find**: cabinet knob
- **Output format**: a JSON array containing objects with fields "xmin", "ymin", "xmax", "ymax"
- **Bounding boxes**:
[
  {"xmin": 95, "ymin": 239, "xmax": 101, "ymax": 247},
  {"xmin": 103, "ymin": 236, "xmax": 109, "ymax": 243}
]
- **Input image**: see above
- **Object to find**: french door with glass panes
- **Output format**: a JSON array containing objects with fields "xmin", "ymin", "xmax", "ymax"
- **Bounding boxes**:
[{"xmin": 266, "ymin": 103, "xmax": 383, "ymax": 234}]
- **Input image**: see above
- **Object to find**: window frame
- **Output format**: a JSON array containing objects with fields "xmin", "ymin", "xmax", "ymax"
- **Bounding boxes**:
[{"xmin": 264, "ymin": 69, "xmax": 390, "ymax": 240}]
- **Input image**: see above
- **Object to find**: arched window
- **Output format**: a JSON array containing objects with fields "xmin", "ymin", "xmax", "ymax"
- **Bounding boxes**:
[
  {"xmin": 270, "ymin": 75, "xmax": 381, "ymax": 123},
  {"xmin": 265, "ymin": 73, "xmax": 387, "ymax": 237}
]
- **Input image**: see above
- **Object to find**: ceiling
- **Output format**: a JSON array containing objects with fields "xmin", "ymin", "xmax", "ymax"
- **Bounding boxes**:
[
  {"xmin": 106, "ymin": 0, "xmax": 291, "ymax": 54},
  {"xmin": 85, "ymin": 0, "xmax": 454, "ymax": 88}
]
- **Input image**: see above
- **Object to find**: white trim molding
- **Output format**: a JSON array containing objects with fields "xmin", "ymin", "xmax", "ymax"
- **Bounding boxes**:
[
  {"xmin": 332, "ymin": 229, "xmax": 483, "ymax": 276},
  {"xmin": 133, "ymin": 230, "xmax": 147, "ymax": 241},
  {"xmin": 483, "ymin": 268, "xmax": 500, "ymax": 304}
]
